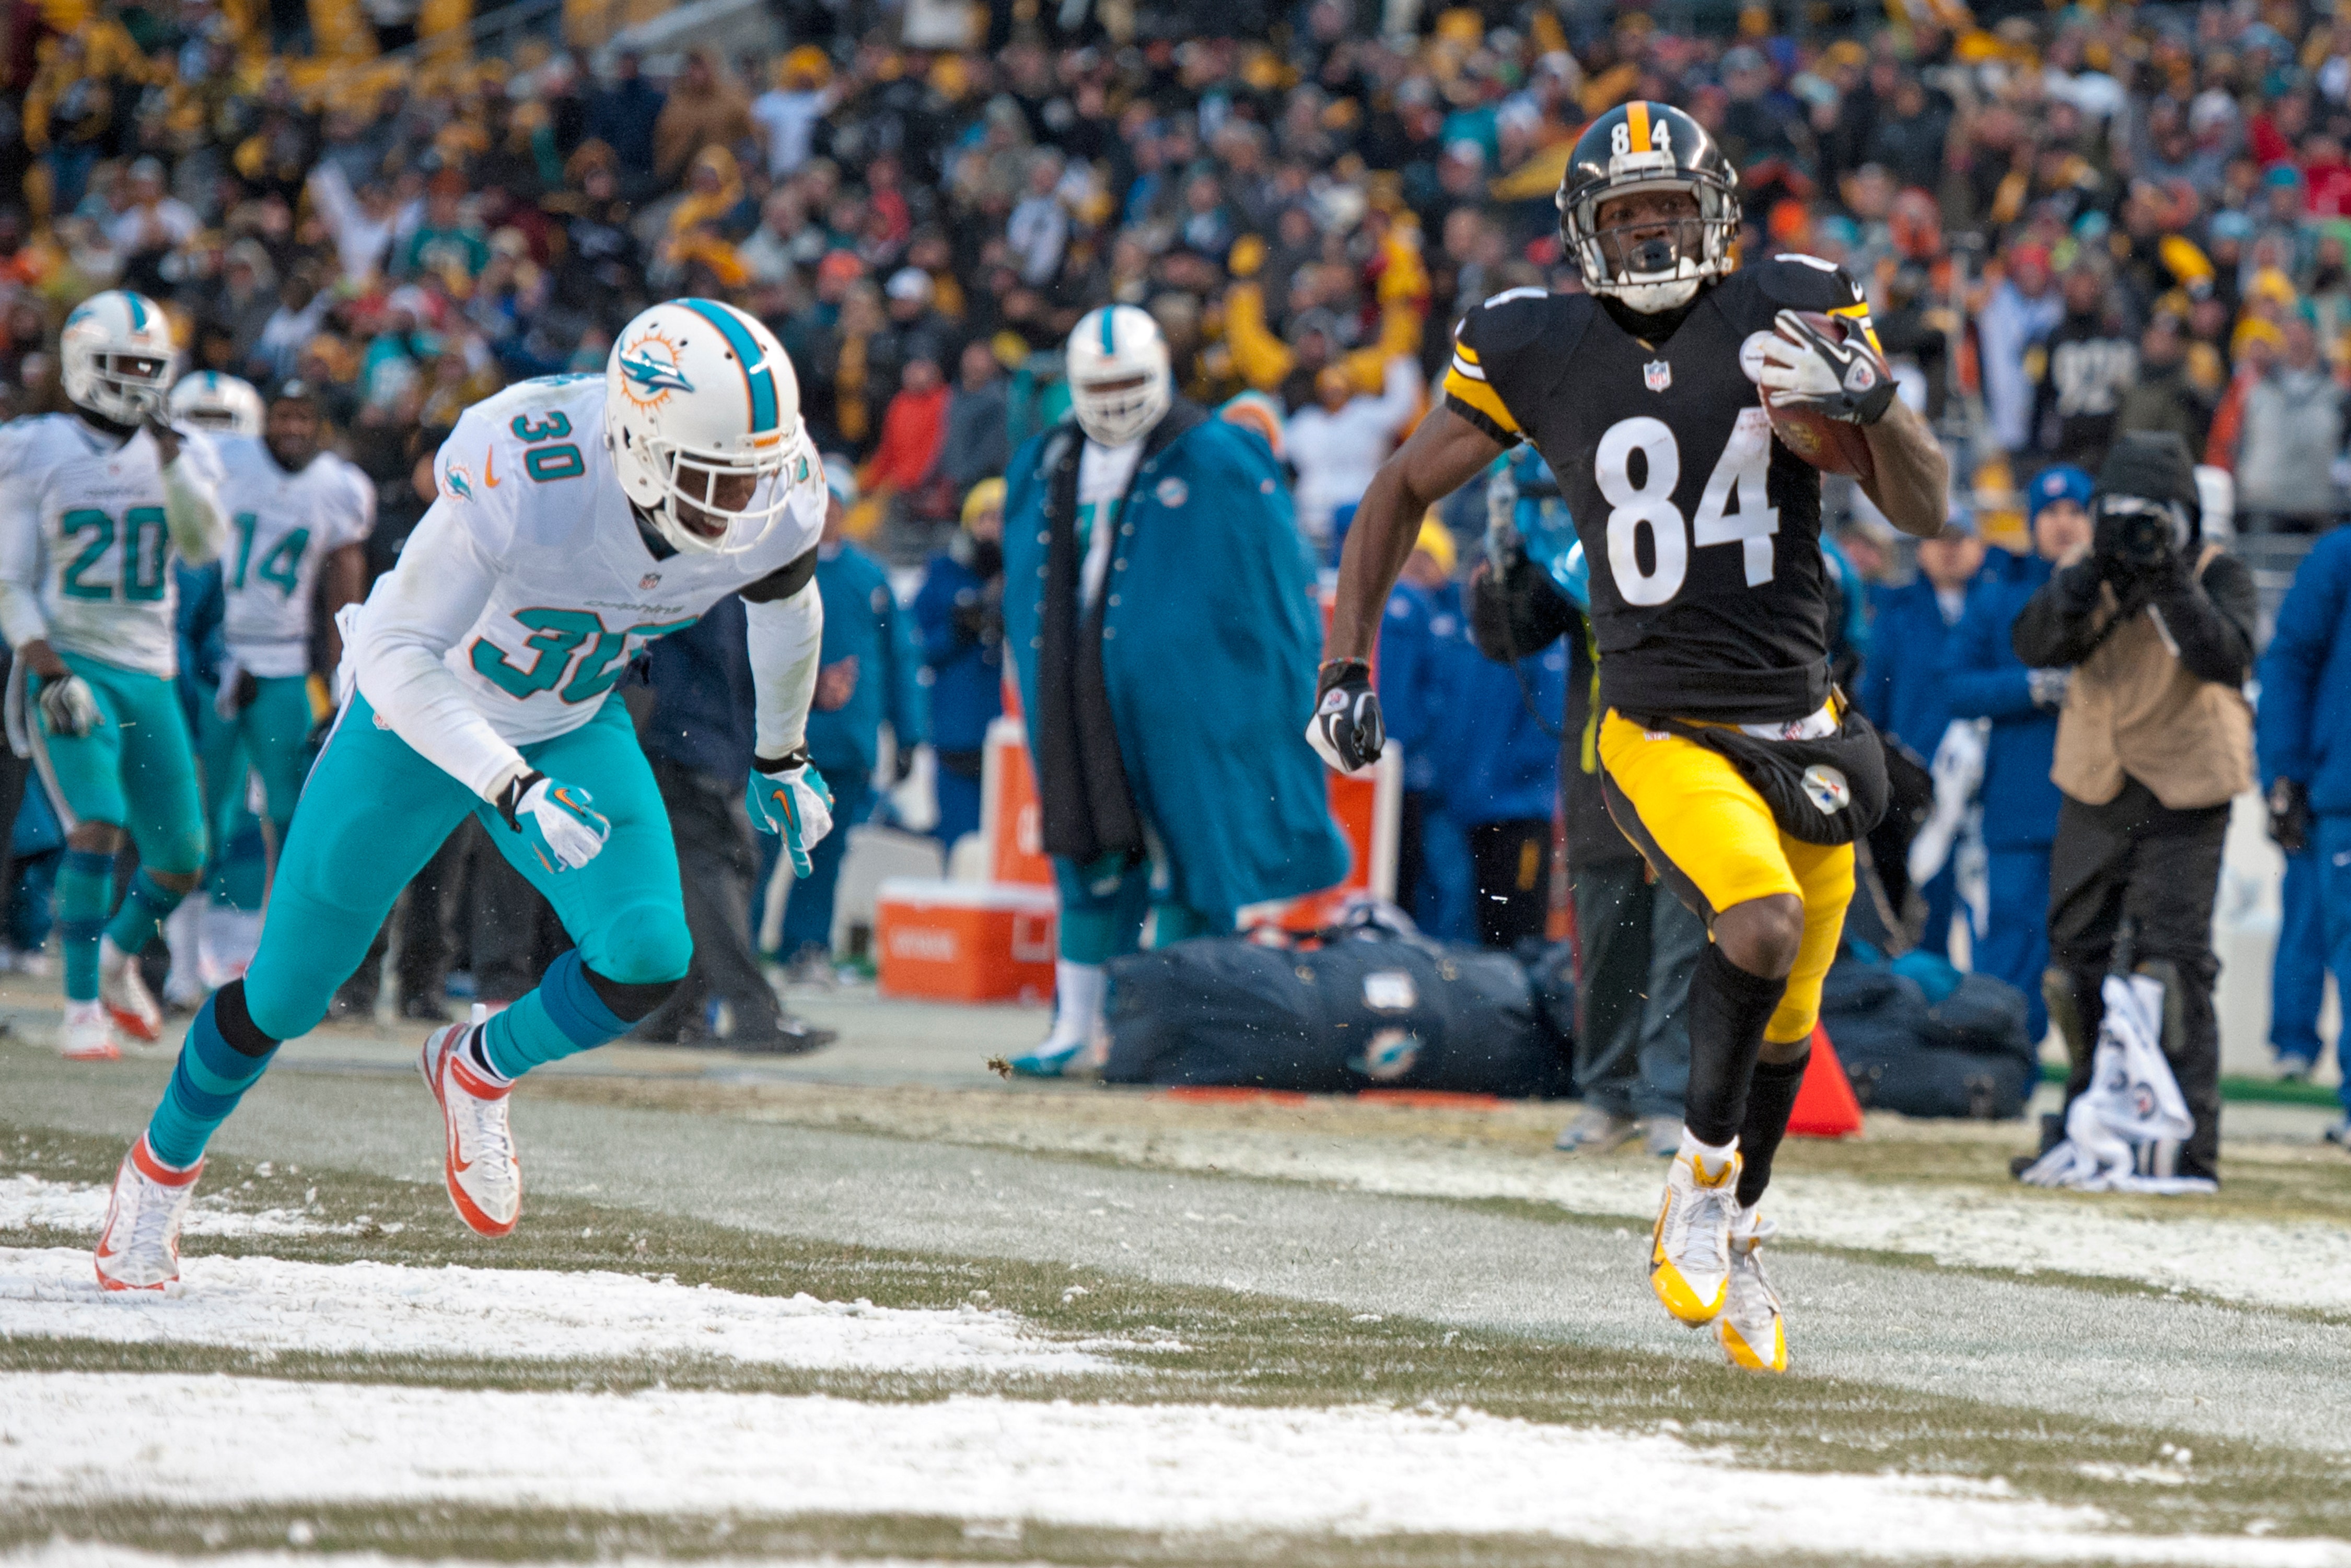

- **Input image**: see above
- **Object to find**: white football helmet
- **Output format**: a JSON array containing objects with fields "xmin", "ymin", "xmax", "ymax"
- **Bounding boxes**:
[
  {"xmin": 604, "ymin": 298, "xmax": 811, "ymax": 555},
  {"xmin": 1066, "ymin": 305, "xmax": 1171, "ymax": 448},
  {"xmin": 167, "ymin": 371, "xmax": 264, "ymax": 437},
  {"xmin": 61, "ymin": 290, "xmax": 177, "ymax": 425}
]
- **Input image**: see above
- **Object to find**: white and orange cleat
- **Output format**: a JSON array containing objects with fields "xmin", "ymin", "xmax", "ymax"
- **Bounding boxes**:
[
  {"xmin": 59, "ymin": 999, "xmax": 122, "ymax": 1062},
  {"xmin": 98, "ymin": 935, "xmax": 163, "ymax": 1043},
  {"xmin": 1717, "ymin": 1208, "xmax": 1788, "ymax": 1373},
  {"xmin": 1649, "ymin": 1133, "xmax": 1740, "ymax": 1326},
  {"xmin": 420, "ymin": 1009, "xmax": 521, "ymax": 1236},
  {"xmin": 93, "ymin": 1136, "xmax": 204, "ymax": 1292}
]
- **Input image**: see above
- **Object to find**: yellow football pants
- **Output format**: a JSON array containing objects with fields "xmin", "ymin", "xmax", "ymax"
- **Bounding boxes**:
[{"xmin": 1597, "ymin": 710, "xmax": 1854, "ymax": 1046}]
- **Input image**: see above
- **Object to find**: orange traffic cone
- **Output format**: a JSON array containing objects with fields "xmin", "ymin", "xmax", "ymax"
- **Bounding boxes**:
[{"xmin": 1786, "ymin": 1023, "xmax": 1864, "ymax": 1138}]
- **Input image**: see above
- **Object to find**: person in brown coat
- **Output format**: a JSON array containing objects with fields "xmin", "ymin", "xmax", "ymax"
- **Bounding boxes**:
[
  {"xmin": 2010, "ymin": 432, "xmax": 2257, "ymax": 1185},
  {"xmin": 653, "ymin": 49, "xmax": 753, "ymax": 189}
]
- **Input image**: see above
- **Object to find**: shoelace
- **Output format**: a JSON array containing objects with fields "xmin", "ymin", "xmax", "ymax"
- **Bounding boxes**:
[
  {"xmin": 124, "ymin": 1173, "xmax": 189, "ymax": 1261},
  {"xmin": 1670, "ymin": 1175, "xmax": 1737, "ymax": 1276},
  {"xmin": 450, "ymin": 1035, "xmax": 518, "ymax": 1181}
]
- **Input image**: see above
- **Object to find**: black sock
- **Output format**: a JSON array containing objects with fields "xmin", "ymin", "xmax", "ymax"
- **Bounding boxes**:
[
  {"xmin": 1735, "ymin": 1051, "xmax": 1810, "ymax": 1209},
  {"xmin": 1684, "ymin": 942, "xmax": 1790, "ymax": 1147},
  {"xmin": 465, "ymin": 1025, "xmax": 502, "ymax": 1080}
]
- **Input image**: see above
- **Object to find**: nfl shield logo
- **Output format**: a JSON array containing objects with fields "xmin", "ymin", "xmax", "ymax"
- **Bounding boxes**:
[
  {"xmin": 639, "ymin": 573, "xmax": 661, "ymax": 589},
  {"xmin": 1644, "ymin": 360, "xmax": 1673, "ymax": 392}
]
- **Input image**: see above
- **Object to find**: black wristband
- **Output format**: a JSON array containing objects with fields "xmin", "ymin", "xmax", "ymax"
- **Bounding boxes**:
[
  {"xmin": 495, "ymin": 769, "xmax": 546, "ymax": 832},
  {"xmin": 1316, "ymin": 658, "xmax": 1370, "ymax": 699},
  {"xmin": 754, "ymin": 745, "xmax": 812, "ymax": 775}
]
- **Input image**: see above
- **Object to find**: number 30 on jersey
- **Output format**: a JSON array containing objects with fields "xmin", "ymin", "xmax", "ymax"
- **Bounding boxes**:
[{"xmin": 1596, "ymin": 408, "xmax": 1777, "ymax": 606}]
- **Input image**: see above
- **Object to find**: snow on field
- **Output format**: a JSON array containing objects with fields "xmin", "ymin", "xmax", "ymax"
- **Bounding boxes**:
[
  {"xmin": 2, "ymin": 1374, "xmax": 2343, "ymax": 1566},
  {"xmin": 0, "ymin": 1173, "xmax": 331, "ymax": 1238},
  {"xmin": 994, "ymin": 1123, "xmax": 2351, "ymax": 1315},
  {"xmin": 0, "ymin": 1249, "xmax": 1114, "ymax": 1374}
]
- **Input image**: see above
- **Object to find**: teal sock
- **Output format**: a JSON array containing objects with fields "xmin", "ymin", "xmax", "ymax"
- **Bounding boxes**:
[
  {"xmin": 104, "ymin": 870, "xmax": 185, "ymax": 959},
  {"xmin": 57, "ymin": 849, "xmax": 113, "ymax": 1003},
  {"xmin": 481, "ymin": 949, "xmax": 632, "ymax": 1080},
  {"xmin": 212, "ymin": 817, "xmax": 270, "ymax": 911},
  {"xmin": 145, "ymin": 982, "xmax": 277, "ymax": 1167}
]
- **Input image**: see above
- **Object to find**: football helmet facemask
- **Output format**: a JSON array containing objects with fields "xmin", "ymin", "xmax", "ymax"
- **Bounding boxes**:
[
  {"xmin": 1066, "ymin": 305, "xmax": 1172, "ymax": 448},
  {"xmin": 61, "ymin": 290, "xmax": 177, "ymax": 426},
  {"xmin": 605, "ymin": 298, "xmax": 813, "ymax": 555},
  {"xmin": 1557, "ymin": 102, "xmax": 1740, "ymax": 315}
]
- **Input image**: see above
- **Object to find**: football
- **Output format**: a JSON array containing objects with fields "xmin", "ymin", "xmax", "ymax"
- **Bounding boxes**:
[{"xmin": 1756, "ymin": 310, "xmax": 1879, "ymax": 487}]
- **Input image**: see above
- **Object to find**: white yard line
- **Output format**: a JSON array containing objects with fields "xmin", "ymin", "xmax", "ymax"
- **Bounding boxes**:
[
  {"xmin": 1, "ymin": 1374, "xmax": 2340, "ymax": 1566},
  {"xmin": 6, "ymin": 1552, "xmax": 1032, "ymax": 1568},
  {"xmin": 0, "ymin": 1173, "xmax": 335, "ymax": 1238},
  {"xmin": 949, "ymin": 1121, "xmax": 2351, "ymax": 1315},
  {"xmin": 0, "ymin": 1248, "xmax": 1114, "ymax": 1375}
]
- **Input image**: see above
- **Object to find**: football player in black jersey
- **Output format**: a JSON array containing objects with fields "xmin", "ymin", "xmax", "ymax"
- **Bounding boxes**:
[{"xmin": 1309, "ymin": 102, "xmax": 1950, "ymax": 1372}]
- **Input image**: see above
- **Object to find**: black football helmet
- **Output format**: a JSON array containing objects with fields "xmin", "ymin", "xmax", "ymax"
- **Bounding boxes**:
[{"xmin": 1557, "ymin": 101, "xmax": 1739, "ymax": 313}]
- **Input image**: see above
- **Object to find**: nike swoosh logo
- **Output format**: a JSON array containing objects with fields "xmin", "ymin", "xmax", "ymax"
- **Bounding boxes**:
[{"xmin": 484, "ymin": 449, "xmax": 501, "ymax": 488}]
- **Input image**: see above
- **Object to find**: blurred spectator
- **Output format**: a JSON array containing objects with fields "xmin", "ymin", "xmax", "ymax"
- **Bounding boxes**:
[
  {"xmin": 635, "ymin": 596, "xmax": 836, "ymax": 1055},
  {"xmin": 2030, "ymin": 258, "xmax": 2138, "ymax": 471},
  {"xmin": 2255, "ymin": 523, "xmax": 2351, "ymax": 1139},
  {"xmin": 1860, "ymin": 513, "xmax": 1992, "ymax": 955},
  {"xmin": 861, "ymin": 353, "xmax": 953, "ymax": 522},
  {"xmin": 752, "ymin": 49, "xmax": 833, "ymax": 182},
  {"xmin": 2013, "ymin": 435, "xmax": 2256, "ymax": 1185},
  {"xmin": 2116, "ymin": 315, "xmax": 2213, "ymax": 455},
  {"xmin": 653, "ymin": 49, "xmax": 753, "ymax": 190},
  {"xmin": 1374, "ymin": 515, "xmax": 1460, "ymax": 931},
  {"xmin": 938, "ymin": 340, "xmax": 1010, "ymax": 496},
  {"xmin": 2232, "ymin": 313, "xmax": 2344, "ymax": 534},
  {"xmin": 1438, "ymin": 582, "xmax": 1564, "ymax": 953},
  {"xmin": 1978, "ymin": 249, "xmax": 2061, "ymax": 456},
  {"xmin": 1468, "ymin": 471, "xmax": 1693, "ymax": 1157},
  {"xmin": 766, "ymin": 478, "xmax": 928, "ymax": 977},
  {"xmin": 913, "ymin": 479, "xmax": 1006, "ymax": 854},
  {"xmin": 1946, "ymin": 466, "xmax": 2095, "ymax": 1043},
  {"xmin": 1285, "ymin": 356, "xmax": 1422, "ymax": 552},
  {"xmin": 586, "ymin": 51, "xmax": 665, "ymax": 188}
]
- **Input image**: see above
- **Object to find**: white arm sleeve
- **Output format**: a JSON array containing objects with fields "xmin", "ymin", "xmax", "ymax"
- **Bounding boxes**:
[
  {"xmin": 0, "ymin": 446, "xmax": 46, "ymax": 649},
  {"xmin": 351, "ymin": 501, "xmax": 529, "ymax": 801},
  {"xmin": 744, "ymin": 578, "xmax": 824, "ymax": 762},
  {"xmin": 162, "ymin": 432, "xmax": 227, "ymax": 565}
]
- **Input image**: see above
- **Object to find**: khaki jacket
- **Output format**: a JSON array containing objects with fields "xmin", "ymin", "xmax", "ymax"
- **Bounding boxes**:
[{"xmin": 2051, "ymin": 545, "xmax": 2254, "ymax": 810}]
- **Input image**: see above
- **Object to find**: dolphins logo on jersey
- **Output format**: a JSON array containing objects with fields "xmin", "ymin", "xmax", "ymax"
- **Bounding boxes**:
[
  {"xmin": 615, "ymin": 326, "xmax": 696, "ymax": 409},
  {"xmin": 444, "ymin": 463, "xmax": 475, "ymax": 502}
]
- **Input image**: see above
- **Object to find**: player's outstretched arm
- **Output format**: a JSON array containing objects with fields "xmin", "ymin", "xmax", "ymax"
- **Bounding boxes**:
[
  {"xmin": 1327, "ymin": 406, "xmax": 1505, "ymax": 664},
  {"xmin": 351, "ymin": 501, "xmax": 522, "ymax": 800},
  {"xmin": 1310, "ymin": 405, "xmax": 1503, "ymax": 774},
  {"xmin": 156, "ymin": 424, "xmax": 228, "ymax": 565},
  {"xmin": 1858, "ymin": 397, "xmax": 1950, "ymax": 540},
  {"xmin": 740, "ymin": 528, "xmax": 832, "ymax": 875}
]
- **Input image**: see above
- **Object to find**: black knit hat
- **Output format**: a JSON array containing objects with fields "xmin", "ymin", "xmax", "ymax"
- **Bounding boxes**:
[{"xmin": 2095, "ymin": 431, "xmax": 2201, "ymax": 535}]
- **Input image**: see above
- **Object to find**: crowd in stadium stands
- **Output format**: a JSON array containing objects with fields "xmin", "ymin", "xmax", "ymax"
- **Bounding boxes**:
[{"xmin": 1, "ymin": 0, "xmax": 2349, "ymax": 1112}]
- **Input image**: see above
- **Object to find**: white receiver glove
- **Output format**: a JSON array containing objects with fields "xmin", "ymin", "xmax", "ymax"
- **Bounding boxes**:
[
  {"xmin": 1742, "ymin": 310, "xmax": 1897, "ymax": 424},
  {"xmin": 37, "ymin": 672, "xmax": 102, "ymax": 739},
  {"xmin": 495, "ymin": 771, "xmax": 611, "ymax": 873}
]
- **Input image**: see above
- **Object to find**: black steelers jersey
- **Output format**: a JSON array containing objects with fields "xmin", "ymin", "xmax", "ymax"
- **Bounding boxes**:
[{"xmin": 1442, "ymin": 256, "xmax": 1877, "ymax": 725}]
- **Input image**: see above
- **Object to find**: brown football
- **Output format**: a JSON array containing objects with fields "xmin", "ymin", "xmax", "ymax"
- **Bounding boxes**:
[{"xmin": 1758, "ymin": 311, "xmax": 1878, "ymax": 487}]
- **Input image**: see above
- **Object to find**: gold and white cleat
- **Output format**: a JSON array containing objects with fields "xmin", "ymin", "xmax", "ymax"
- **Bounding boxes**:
[
  {"xmin": 1717, "ymin": 1207, "xmax": 1788, "ymax": 1373},
  {"xmin": 1649, "ymin": 1137, "xmax": 1740, "ymax": 1325}
]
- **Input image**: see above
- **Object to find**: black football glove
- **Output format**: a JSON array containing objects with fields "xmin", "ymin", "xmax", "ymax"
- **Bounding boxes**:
[
  {"xmin": 1307, "ymin": 658, "xmax": 1383, "ymax": 773},
  {"xmin": 1753, "ymin": 309, "xmax": 1898, "ymax": 425},
  {"xmin": 2269, "ymin": 778, "xmax": 2313, "ymax": 857}
]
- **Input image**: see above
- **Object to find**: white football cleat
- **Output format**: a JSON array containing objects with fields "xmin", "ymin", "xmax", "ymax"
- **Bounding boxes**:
[
  {"xmin": 94, "ymin": 1136, "xmax": 204, "ymax": 1292},
  {"xmin": 161, "ymin": 892, "xmax": 210, "ymax": 1009},
  {"xmin": 98, "ymin": 935, "xmax": 163, "ymax": 1042},
  {"xmin": 1717, "ymin": 1207, "xmax": 1788, "ymax": 1373},
  {"xmin": 1649, "ymin": 1134, "xmax": 1740, "ymax": 1326},
  {"xmin": 60, "ymin": 999, "xmax": 121, "ymax": 1062},
  {"xmin": 421, "ymin": 1013, "xmax": 521, "ymax": 1236}
]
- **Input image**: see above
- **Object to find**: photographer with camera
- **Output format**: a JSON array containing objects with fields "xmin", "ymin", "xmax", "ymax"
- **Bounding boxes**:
[{"xmin": 2010, "ymin": 434, "xmax": 2257, "ymax": 1185}]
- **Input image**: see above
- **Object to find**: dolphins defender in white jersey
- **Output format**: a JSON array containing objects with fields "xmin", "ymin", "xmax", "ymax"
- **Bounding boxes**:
[
  {"xmin": 0, "ymin": 289, "xmax": 226, "ymax": 1063},
  {"xmin": 192, "ymin": 378, "xmax": 374, "ymax": 986},
  {"xmin": 94, "ymin": 298, "xmax": 839, "ymax": 1290}
]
